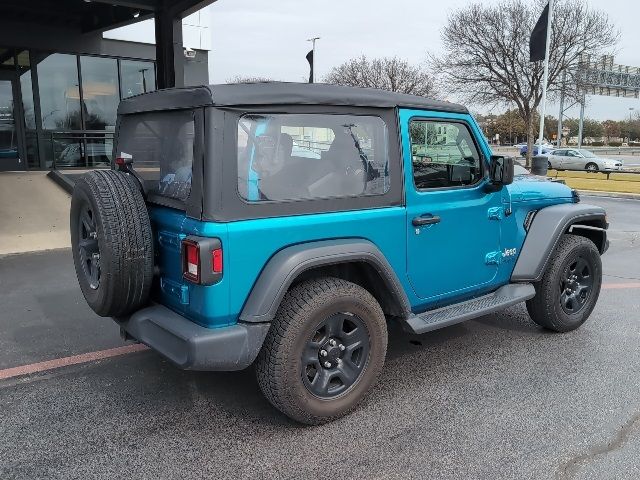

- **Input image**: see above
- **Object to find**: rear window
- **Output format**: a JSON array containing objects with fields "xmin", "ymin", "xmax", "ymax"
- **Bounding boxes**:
[
  {"xmin": 117, "ymin": 110, "xmax": 195, "ymax": 201},
  {"xmin": 237, "ymin": 113, "xmax": 389, "ymax": 202}
]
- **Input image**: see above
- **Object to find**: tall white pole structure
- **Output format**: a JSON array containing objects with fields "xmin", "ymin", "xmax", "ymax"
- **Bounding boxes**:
[
  {"xmin": 307, "ymin": 37, "xmax": 320, "ymax": 83},
  {"xmin": 536, "ymin": 0, "xmax": 554, "ymax": 152}
]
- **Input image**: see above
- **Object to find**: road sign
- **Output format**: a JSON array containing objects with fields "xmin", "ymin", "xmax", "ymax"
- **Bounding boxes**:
[{"xmin": 577, "ymin": 54, "xmax": 640, "ymax": 99}]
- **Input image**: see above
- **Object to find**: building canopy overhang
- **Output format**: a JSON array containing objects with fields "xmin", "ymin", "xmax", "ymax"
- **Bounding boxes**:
[{"xmin": 0, "ymin": 0, "xmax": 216, "ymax": 87}]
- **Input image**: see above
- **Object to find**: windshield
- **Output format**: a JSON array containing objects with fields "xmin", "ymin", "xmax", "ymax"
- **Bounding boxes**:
[{"xmin": 578, "ymin": 149, "xmax": 596, "ymax": 158}]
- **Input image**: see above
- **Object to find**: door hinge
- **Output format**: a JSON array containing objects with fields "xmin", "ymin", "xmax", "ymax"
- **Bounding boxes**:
[
  {"xmin": 487, "ymin": 207, "xmax": 503, "ymax": 221},
  {"xmin": 485, "ymin": 251, "xmax": 502, "ymax": 265}
]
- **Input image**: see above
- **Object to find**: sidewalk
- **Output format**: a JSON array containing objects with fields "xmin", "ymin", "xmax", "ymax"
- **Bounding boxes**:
[{"xmin": 0, "ymin": 172, "xmax": 71, "ymax": 255}]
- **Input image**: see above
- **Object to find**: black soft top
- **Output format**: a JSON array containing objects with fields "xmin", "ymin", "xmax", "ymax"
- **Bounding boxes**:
[{"xmin": 117, "ymin": 82, "xmax": 468, "ymax": 115}]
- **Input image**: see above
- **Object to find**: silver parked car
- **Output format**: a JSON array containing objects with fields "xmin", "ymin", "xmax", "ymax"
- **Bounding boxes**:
[{"xmin": 546, "ymin": 148, "xmax": 623, "ymax": 172}]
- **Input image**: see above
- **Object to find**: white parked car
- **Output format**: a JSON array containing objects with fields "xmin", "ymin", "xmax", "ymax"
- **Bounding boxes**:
[{"xmin": 546, "ymin": 148, "xmax": 624, "ymax": 172}]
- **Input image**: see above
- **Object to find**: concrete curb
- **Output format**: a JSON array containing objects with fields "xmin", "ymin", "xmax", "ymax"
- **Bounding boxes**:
[
  {"xmin": 47, "ymin": 170, "xmax": 74, "ymax": 194},
  {"xmin": 578, "ymin": 190, "xmax": 640, "ymax": 200}
]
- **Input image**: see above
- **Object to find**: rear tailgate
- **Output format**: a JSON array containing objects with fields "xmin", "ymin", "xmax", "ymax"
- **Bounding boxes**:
[{"xmin": 115, "ymin": 107, "xmax": 230, "ymax": 327}]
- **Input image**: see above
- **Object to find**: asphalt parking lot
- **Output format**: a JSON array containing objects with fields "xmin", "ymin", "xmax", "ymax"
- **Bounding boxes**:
[{"xmin": 1, "ymin": 195, "xmax": 639, "ymax": 480}]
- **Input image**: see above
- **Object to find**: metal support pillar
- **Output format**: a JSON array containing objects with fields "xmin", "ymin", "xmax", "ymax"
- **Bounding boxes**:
[
  {"xmin": 556, "ymin": 70, "xmax": 565, "ymax": 148},
  {"xmin": 155, "ymin": 10, "xmax": 184, "ymax": 89},
  {"xmin": 577, "ymin": 91, "xmax": 585, "ymax": 149}
]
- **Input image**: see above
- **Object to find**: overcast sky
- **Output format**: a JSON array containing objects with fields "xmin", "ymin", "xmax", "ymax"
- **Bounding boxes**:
[{"xmin": 208, "ymin": 0, "xmax": 639, "ymax": 120}]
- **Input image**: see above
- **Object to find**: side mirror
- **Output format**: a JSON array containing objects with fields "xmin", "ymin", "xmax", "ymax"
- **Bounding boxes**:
[{"xmin": 486, "ymin": 155, "xmax": 514, "ymax": 191}]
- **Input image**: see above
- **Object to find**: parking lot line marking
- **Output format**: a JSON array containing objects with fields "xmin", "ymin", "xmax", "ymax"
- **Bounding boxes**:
[
  {"xmin": 602, "ymin": 283, "xmax": 640, "ymax": 290},
  {"xmin": 0, "ymin": 344, "xmax": 148, "ymax": 381}
]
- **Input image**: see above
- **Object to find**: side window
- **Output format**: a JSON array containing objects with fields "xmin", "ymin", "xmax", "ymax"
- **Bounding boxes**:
[
  {"xmin": 117, "ymin": 109, "xmax": 195, "ymax": 201},
  {"xmin": 237, "ymin": 113, "xmax": 390, "ymax": 202},
  {"xmin": 409, "ymin": 120, "xmax": 482, "ymax": 190}
]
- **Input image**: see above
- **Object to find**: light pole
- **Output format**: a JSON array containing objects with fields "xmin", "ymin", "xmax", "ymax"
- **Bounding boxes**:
[
  {"xmin": 307, "ymin": 37, "xmax": 320, "ymax": 83},
  {"xmin": 629, "ymin": 107, "xmax": 635, "ymax": 144}
]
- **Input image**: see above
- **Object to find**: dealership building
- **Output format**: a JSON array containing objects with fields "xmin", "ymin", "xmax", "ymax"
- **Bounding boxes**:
[{"xmin": 0, "ymin": 0, "xmax": 213, "ymax": 172}]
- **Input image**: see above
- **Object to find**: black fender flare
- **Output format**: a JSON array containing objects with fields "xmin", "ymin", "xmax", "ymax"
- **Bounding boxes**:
[
  {"xmin": 511, "ymin": 203, "xmax": 607, "ymax": 282},
  {"xmin": 239, "ymin": 238, "xmax": 412, "ymax": 323}
]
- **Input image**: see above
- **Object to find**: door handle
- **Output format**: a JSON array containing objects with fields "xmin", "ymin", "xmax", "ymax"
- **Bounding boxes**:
[{"xmin": 412, "ymin": 214, "xmax": 441, "ymax": 226}]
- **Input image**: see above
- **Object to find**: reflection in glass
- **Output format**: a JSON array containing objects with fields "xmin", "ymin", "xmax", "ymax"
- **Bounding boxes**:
[
  {"xmin": 0, "ymin": 81, "xmax": 17, "ymax": 160},
  {"xmin": 120, "ymin": 60, "xmax": 156, "ymax": 99},
  {"xmin": 0, "ymin": 48, "xmax": 14, "ymax": 68},
  {"xmin": 36, "ymin": 53, "xmax": 81, "ymax": 130},
  {"xmin": 43, "ymin": 137, "xmax": 83, "ymax": 168},
  {"xmin": 80, "ymin": 56, "xmax": 118, "ymax": 168},
  {"xmin": 19, "ymin": 52, "xmax": 36, "ymax": 130},
  {"xmin": 25, "ymin": 133, "xmax": 39, "ymax": 169},
  {"xmin": 80, "ymin": 56, "xmax": 119, "ymax": 130}
]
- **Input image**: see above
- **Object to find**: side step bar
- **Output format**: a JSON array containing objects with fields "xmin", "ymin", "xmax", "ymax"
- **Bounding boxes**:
[{"xmin": 403, "ymin": 283, "xmax": 535, "ymax": 335}]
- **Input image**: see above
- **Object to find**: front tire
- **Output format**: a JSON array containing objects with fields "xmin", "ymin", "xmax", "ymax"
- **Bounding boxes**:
[
  {"xmin": 585, "ymin": 162, "xmax": 599, "ymax": 172},
  {"xmin": 255, "ymin": 277, "xmax": 387, "ymax": 425},
  {"xmin": 526, "ymin": 234, "xmax": 602, "ymax": 332}
]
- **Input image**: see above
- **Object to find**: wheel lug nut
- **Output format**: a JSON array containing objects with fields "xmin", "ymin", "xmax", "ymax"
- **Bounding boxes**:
[
  {"xmin": 337, "ymin": 359, "xmax": 342, "ymax": 365},
  {"xmin": 323, "ymin": 361, "xmax": 331, "ymax": 368},
  {"xmin": 320, "ymin": 349, "xmax": 327, "ymax": 357},
  {"xmin": 339, "ymin": 344, "xmax": 345, "ymax": 351},
  {"xmin": 329, "ymin": 339, "xmax": 337, "ymax": 347}
]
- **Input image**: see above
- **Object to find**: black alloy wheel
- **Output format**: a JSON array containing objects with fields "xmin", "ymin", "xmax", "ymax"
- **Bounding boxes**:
[
  {"xmin": 255, "ymin": 277, "xmax": 388, "ymax": 424},
  {"xmin": 78, "ymin": 204, "xmax": 101, "ymax": 290},
  {"xmin": 559, "ymin": 256, "xmax": 594, "ymax": 314},
  {"xmin": 301, "ymin": 312, "xmax": 370, "ymax": 399},
  {"xmin": 526, "ymin": 234, "xmax": 602, "ymax": 333}
]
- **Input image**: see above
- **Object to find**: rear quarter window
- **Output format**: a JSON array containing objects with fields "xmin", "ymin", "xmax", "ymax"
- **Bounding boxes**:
[
  {"xmin": 116, "ymin": 110, "xmax": 195, "ymax": 201},
  {"xmin": 237, "ymin": 113, "xmax": 390, "ymax": 202}
]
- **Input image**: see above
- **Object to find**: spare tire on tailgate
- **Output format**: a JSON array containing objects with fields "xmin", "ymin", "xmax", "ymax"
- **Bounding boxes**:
[{"xmin": 70, "ymin": 170, "xmax": 154, "ymax": 317}]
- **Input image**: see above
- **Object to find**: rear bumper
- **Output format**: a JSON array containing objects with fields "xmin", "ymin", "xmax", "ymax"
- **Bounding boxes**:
[{"xmin": 118, "ymin": 304, "xmax": 270, "ymax": 371}]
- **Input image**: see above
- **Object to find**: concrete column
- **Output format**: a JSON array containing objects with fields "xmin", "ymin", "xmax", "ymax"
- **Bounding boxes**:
[{"xmin": 154, "ymin": 10, "xmax": 184, "ymax": 89}]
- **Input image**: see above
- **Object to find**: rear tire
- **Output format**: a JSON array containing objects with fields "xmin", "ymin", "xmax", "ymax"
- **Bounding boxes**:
[
  {"xmin": 70, "ymin": 170, "xmax": 154, "ymax": 317},
  {"xmin": 255, "ymin": 277, "xmax": 387, "ymax": 425},
  {"xmin": 526, "ymin": 234, "xmax": 602, "ymax": 332}
]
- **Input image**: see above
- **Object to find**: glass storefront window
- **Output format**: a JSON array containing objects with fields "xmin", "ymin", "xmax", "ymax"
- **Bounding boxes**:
[
  {"xmin": 80, "ymin": 56, "xmax": 119, "ymax": 130},
  {"xmin": 79, "ymin": 56, "xmax": 118, "ymax": 168},
  {"xmin": 36, "ymin": 53, "xmax": 81, "ymax": 130},
  {"xmin": 19, "ymin": 53, "xmax": 36, "ymax": 130},
  {"xmin": 0, "ymin": 48, "xmax": 14, "ymax": 69},
  {"xmin": 120, "ymin": 60, "xmax": 156, "ymax": 99}
]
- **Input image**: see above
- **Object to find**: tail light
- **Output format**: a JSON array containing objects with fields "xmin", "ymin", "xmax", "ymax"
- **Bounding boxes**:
[
  {"xmin": 182, "ymin": 239, "xmax": 200, "ymax": 283},
  {"xmin": 181, "ymin": 236, "xmax": 223, "ymax": 285},
  {"xmin": 212, "ymin": 248, "xmax": 223, "ymax": 273}
]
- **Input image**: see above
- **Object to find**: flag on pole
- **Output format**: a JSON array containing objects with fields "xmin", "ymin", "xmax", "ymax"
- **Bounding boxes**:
[
  {"xmin": 529, "ymin": 3, "xmax": 549, "ymax": 62},
  {"xmin": 306, "ymin": 50, "xmax": 314, "ymax": 83}
]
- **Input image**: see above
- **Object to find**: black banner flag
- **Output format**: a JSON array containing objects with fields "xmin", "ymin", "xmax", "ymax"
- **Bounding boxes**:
[
  {"xmin": 529, "ymin": 3, "xmax": 549, "ymax": 62},
  {"xmin": 306, "ymin": 50, "xmax": 314, "ymax": 83}
]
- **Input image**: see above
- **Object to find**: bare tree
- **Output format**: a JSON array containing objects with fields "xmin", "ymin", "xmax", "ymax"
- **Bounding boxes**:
[
  {"xmin": 324, "ymin": 56, "xmax": 437, "ymax": 97},
  {"xmin": 430, "ymin": 0, "xmax": 618, "ymax": 163},
  {"xmin": 226, "ymin": 75, "xmax": 276, "ymax": 84}
]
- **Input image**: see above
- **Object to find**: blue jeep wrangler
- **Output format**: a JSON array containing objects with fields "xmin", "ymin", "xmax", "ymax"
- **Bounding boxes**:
[{"xmin": 70, "ymin": 83, "xmax": 608, "ymax": 424}]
